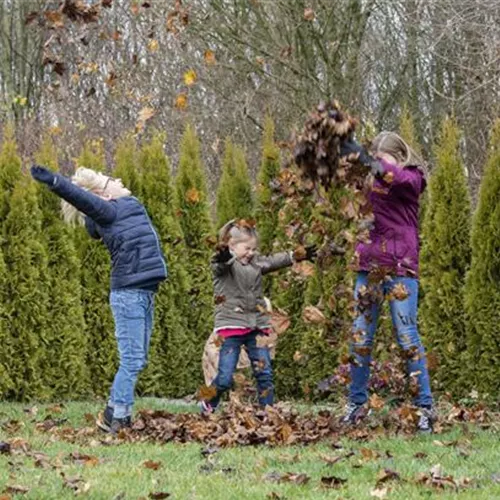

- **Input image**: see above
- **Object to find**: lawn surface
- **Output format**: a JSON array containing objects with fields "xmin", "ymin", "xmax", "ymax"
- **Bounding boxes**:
[{"xmin": 0, "ymin": 398, "xmax": 499, "ymax": 499}]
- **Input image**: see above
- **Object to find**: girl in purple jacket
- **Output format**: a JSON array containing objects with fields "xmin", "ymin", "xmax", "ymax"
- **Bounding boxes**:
[{"xmin": 340, "ymin": 132, "xmax": 435, "ymax": 433}]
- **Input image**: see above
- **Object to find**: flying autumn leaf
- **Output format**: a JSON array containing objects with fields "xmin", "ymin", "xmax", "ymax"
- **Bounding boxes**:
[
  {"xmin": 148, "ymin": 39, "xmax": 159, "ymax": 52},
  {"xmin": 183, "ymin": 69, "xmax": 197, "ymax": 86},
  {"xmin": 204, "ymin": 50, "xmax": 216, "ymax": 65},
  {"xmin": 269, "ymin": 308, "xmax": 290, "ymax": 335},
  {"xmin": 302, "ymin": 305, "xmax": 327, "ymax": 325},
  {"xmin": 175, "ymin": 93, "xmax": 188, "ymax": 109},
  {"xmin": 185, "ymin": 187, "xmax": 200, "ymax": 204},
  {"xmin": 304, "ymin": 8, "xmax": 315, "ymax": 21}
]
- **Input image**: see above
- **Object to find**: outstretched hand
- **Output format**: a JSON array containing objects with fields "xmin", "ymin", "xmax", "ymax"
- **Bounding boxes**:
[
  {"xmin": 339, "ymin": 138, "xmax": 384, "ymax": 176},
  {"xmin": 214, "ymin": 245, "xmax": 233, "ymax": 264},
  {"xmin": 293, "ymin": 244, "xmax": 317, "ymax": 262},
  {"xmin": 31, "ymin": 164, "xmax": 56, "ymax": 186}
]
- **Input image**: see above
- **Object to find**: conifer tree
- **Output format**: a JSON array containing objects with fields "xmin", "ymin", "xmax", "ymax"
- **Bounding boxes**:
[
  {"xmin": 420, "ymin": 118, "xmax": 471, "ymax": 393},
  {"xmin": 113, "ymin": 134, "xmax": 142, "ymax": 196},
  {"xmin": 463, "ymin": 120, "xmax": 500, "ymax": 397},
  {"xmin": 76, "ymin": 140, "xmax": 117, "ymax": 397},
  {"xmin": 0, "ymin": 124, "xmax": 22, "ymax": 219},
  {"xmin": 295, "ymin": 187, "xmax": 352, "ymax": 399},
  {"xmin": 0, "ymin": 247, "xmax": 13, "ymax": 397},
  {"xmin": 35, "ymin": 136, "xmax": 89, "ymax": 399},
  {"xmin": 216, "ymin": 138, "xmax": 254, "ymax": 228},
  {"xmin": 136, "ymin": 132, "xmax": 193, "ymax": 396},
  {"xmin": 175, "ymin": 124, "xmax": 214, "ymax": 390},
  {"xmin": 2, "ymin": 176, "xmax": 49, "ymax": 400},
  {"xmin": 256, "ymin": 116, "xmax": 282, "ymax": 255}
]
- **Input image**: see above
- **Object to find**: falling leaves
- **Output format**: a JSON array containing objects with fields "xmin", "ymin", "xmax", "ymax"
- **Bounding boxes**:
[
  {"xmin": 175, "ymin": 93, "xmax": 188, "ymax": 110},
  {"xmin": 269, "ymin": 308, "xmax": 291, "ymax": 335},
  {"xmin": 183, "ymin": 69, "xmax": 197, "ymax": 86},
  {"xmin": 147, "ymin": 39, "xmax": 159, "ymax": 52},
  {"xmin": 204, "ymin": 50, "xmax": 216, "ymax": 65},
  {"xmin": 303, "ymin": 8, "xmax": 315, "ymax": 21},
  {"xmin": 197, "ymin": 385, "xmax": 216, "ymax": 401},
  {"xmin": 135, "ymin": 107, "xmax": 155, "ymax": 133},
  {"xmin": 302, "ymin": 305, "xmax": 328, "ymax": 325},
  {"xmin": 185, "ymin": 187, "xmax": 201, "ymax": 204}
]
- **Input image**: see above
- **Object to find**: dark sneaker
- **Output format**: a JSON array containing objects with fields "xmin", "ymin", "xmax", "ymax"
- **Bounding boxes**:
[
  {"xmin": 199, "ymin": 400, "xmax": 214, "ymax": 416},
  {"xmin": 417, "ymin": 407, "xmax": 436, "ymax": 434},
  {"xmin": 340, "ymin": 402, "xmax": 368, "ymax": 425},
  {"xmin": 110, "ymin": 416, "xmax": 132, "ymax": 435},
  {"xmin": 96, "ymin": 405, "xmax": 114, "ymax": 432}
]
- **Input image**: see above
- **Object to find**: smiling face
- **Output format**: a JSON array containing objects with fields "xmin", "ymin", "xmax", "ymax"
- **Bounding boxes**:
[{"xmin": 229, "ymin": 235, "xmax": 258, "ymax": 265}]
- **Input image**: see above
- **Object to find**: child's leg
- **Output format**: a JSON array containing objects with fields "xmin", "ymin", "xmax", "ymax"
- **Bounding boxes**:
[
  {"xmin": 245, "ymin": 332, "xmax": 274, "ymax": 406},
  {"xmin": 207, "ymin": 336, "xmax": 242, "ymax": 409},
  {"xmin": 387, "ymin": 277, "xmax": 433, "ymax": 408},
  {"xmin": 349, "ymin": 272, "xmax": 381, "ymax": 405},
  {"xmin": 109, "ymin": 289, "xmax": 153, "ymax": 419}
]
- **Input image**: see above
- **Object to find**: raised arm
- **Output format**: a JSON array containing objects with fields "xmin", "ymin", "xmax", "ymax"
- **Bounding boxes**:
[
  {"xmin": 31, "ymin": 165, "xmax": 117, "ymax": 226},
  {"xmin": 211, "ymin": 246, "xmax": 236, "ymax": 277},
  {"xmin": 255, "ymin": 252, "xmax": 294, "ymax": 275}
]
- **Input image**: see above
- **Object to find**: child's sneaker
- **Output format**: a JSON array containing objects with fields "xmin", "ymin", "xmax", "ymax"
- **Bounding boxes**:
[
  {"xmin": 110, "ymin": 416, "xmax": 132, "ymax": 435},
  {"xmin": 340, "ymin": 401, "xmax": 368, "ymax": 425},
  {"xmin": 200, "ymin": 400, "xmax": 214, "ymax": 416},
  {"xmin": 417, "ymin": 407, "xmax": 436, "ymax": 434},
  {"xmin": 96, "ymin": 405, "xmax": 114, "ymax": 432}
]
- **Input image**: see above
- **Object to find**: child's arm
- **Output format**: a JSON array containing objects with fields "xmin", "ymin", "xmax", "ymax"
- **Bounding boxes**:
[
  {"xmin": 256, "ymin": 252, "xmax": 294, "ymax": 275},
  {"xmin": 376, "ymin": 161, "xmax": 425, "ymax": 198},
  {"xmin": 211, "ymin": 246, "xmax": 236, "ymax": 276},
  {"xmin": 31, "ymin": 165, "xmax": 117, "ymax": 226},
  {"xmin": 257, "ymin": 245, "xmax": 317, "ymax": 275}
]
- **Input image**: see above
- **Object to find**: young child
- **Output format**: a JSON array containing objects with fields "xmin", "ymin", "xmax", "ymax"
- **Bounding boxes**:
[
  {"xmin": 31, "ymin": 165, "xmax": 167, "ymax": 433},
  {"xmin": 339, "ymin": 132, "xmax": 435, "ymax": 432},
  {"xmin": 201, "ymin": 219, "xmax": 316, "ymax": 414}
]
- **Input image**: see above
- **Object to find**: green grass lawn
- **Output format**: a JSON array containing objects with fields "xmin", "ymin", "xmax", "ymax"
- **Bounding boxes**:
[{"xmin": 0, "ymin": 398, "xmax": 499, "ymax": 499}]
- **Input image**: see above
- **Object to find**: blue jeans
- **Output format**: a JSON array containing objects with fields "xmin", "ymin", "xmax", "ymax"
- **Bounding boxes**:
[
  {"xmin": 349, "ymin": 272, "xmax": 433, "ymax": 408},
  {"xmin": 109, "ymin": 289, "xmax": 155, "ymax": 418},
  {"xmin": 208, "ymin": 331, "xmax": 274, "ymax": 408}
]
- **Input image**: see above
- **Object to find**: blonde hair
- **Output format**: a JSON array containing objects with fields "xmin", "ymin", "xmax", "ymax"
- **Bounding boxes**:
[
  {"xmin": 371, "ymin": 131, "xmax": 428, "ymax": 178},
  {"xmin": 61, "ymin": 167, "xmax": 119, "ymax": 225},
  {"xmin": 218, "ymin": 219, "xmax": 258, "ymax": 246}
]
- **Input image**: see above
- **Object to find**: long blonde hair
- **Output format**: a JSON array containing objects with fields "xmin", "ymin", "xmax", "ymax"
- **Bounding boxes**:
[
  {"xmin": 370, "ymin": 132, "xmax": 428, "ymax": 178},
  {"xmin": 61, "ymin": 167, "xmax": 114, "ymax": 225}
]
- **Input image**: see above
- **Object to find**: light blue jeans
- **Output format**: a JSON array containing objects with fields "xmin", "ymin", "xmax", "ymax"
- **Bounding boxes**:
[
  {"xmin": 349, "ymin": 272, "xmax": 433, "ymax": 408},
  {"xmin": 108, "ymin": 289, "xmax": 155, "ymax": 419}
]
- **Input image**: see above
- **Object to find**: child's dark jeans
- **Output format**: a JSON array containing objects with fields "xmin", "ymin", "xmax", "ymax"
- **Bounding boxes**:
[{"xmin": 208, "ymin": 330, "xmax": 274, "ymax": 408}]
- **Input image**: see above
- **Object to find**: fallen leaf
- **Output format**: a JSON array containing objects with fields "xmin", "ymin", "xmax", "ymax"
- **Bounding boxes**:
[
  {"xmin": 197, "ymin": 385, "xmax": 216, "ymax": 401},
  {"xmin": 149, "ymin": 493, "xmax": 170, "ymax": 499},
  {"xmin": 370, "ymin": 487, "xmax": 388, "ymax": 498},
  {"xmin": 369, "ymin": 394, "xmax": 385, "ymax": 411},
  {"xmin": 4, "ymin": 485, "xmax": 29, "ymax": 495},
  {"xmin": 143, "ymin": 460, "xmax": 162, "ymax": 470},
  {"xmin": 269, "ymin": 308, "xmax": 290, "ymax": 335},
  {"xmin": 321, "ymin": 476, "xmax": 347, "ymax": 488},
  {"xmin": 376, "ymin": 468, "xmax": 400, "ymax": 486}
]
